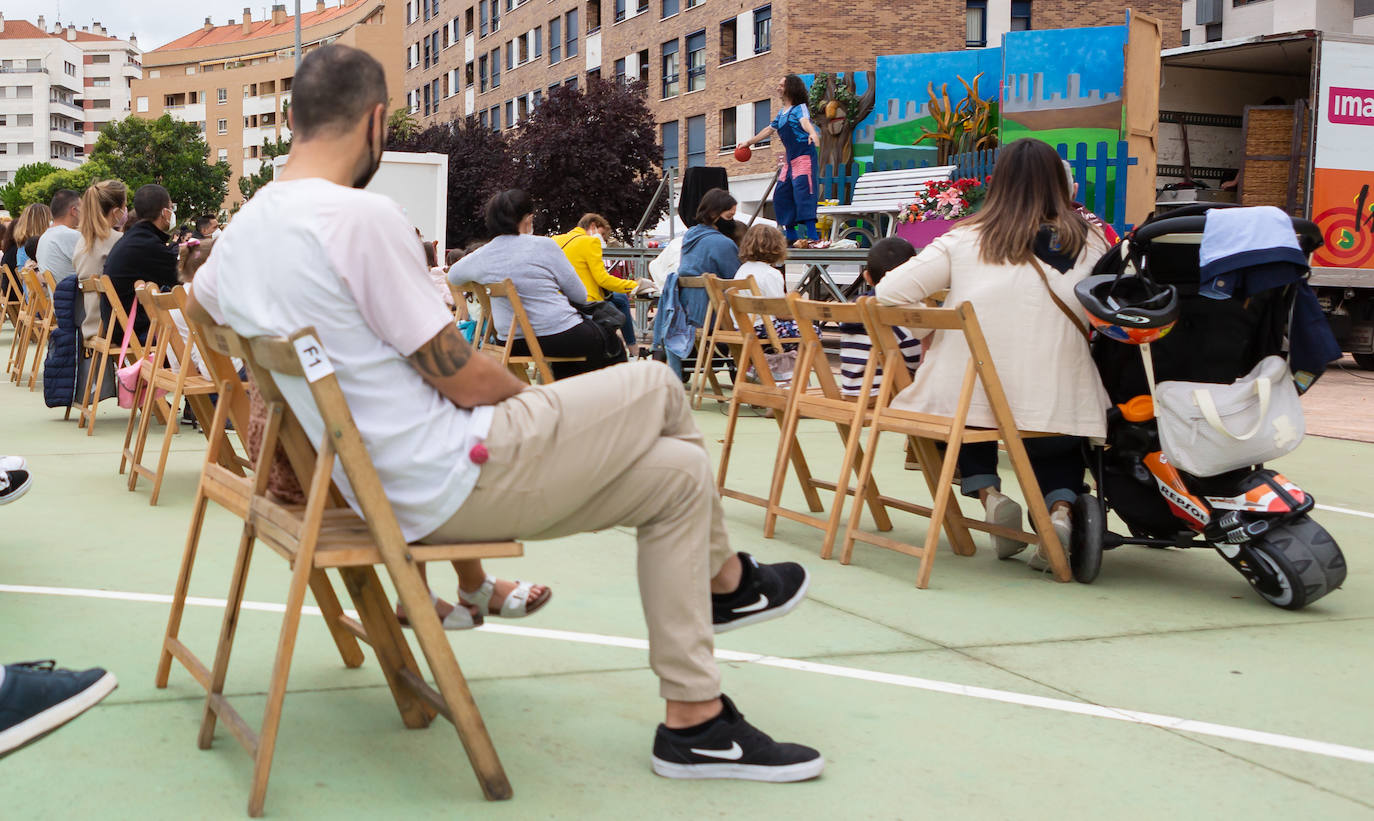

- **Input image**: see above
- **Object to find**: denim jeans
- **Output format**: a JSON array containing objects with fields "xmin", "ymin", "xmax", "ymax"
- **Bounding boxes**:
[
  {"xmin": 955, "ymin": 436, "xmax": 1086, "ymax": 508},
  {"xmin": 607, "ymin": 292, "xmax": 636, "ymax": 349}
]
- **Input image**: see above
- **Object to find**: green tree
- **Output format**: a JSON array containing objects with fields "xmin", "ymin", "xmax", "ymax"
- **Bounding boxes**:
[
  {"xmin": 387, "ymin": 107, "xmax": 420, "ymax": 144},
  {"xmin": 87, "ymin": 115, "xmax": 231, "ymax": 218},
  {"xmin": 0, "ymin": 162, "xmax": 59, "ymax": 215},
  {"xmin": 17, "ymin": 159, "xmax": 113, "ymax": 209},
  {"xmin": 237, "ymin": 136, "xmax": 293, "ymax": 205}
]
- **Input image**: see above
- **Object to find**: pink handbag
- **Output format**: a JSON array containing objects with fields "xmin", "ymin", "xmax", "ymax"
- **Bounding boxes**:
[{"xmin": 115, "ymin": 299, "xmax": 166, "ymax": 410}]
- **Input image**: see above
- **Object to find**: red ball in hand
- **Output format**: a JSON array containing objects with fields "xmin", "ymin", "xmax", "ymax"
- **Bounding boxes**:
[{"xmin": 734, "ymin": 144, "xmax": 752, "ymax": 163}]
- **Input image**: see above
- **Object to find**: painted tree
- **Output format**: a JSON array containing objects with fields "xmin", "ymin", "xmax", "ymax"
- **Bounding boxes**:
[
  {"xmin": 507, "ymin": 78, "xmax": 665, "ymax": 239},
  {"xmin": 809, "ymin": 71, "xmax": 877, "ymax": 171}
]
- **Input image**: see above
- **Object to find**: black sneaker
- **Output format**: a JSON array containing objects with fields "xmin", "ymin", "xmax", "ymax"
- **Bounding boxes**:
[
  {"xmin": 651, "ymin": 694, "xmax": 824, "ymax": 782},
  {"xmin": 0, "ymin": 469, "xmax": 32, "ymax": 505},
  {"xmin": 712, "ymin": 552, "xmax": 809, "ymax": 633},
  {"xmin": 0, "ymin": 661, "xmax": 118, "ymax": 757}
]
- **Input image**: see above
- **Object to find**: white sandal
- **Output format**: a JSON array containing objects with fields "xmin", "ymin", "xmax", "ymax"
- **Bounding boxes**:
[
  {"xmin": 459, "ymin": 575, "xmax": 552, "ymax": 619},
  {"xmin": 398, "ymin": 591, "xmax": 481, "ymax": 630}
]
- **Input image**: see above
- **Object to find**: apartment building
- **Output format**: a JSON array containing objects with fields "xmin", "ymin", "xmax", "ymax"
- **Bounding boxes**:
[
  {"xmin": 134, "ymin": 0, "xmax": 404, "ymax": 211},
  {"xmin": 1182, "ymin": 0, "xmax": 1374, "ymax": 46},
  {"xmin": 0, "ymin": 14, "xmax": 141, "ymax": 185},
  {"xmin": 403, "ymin": 0, "xmax": 1181, "ymax": 179}
]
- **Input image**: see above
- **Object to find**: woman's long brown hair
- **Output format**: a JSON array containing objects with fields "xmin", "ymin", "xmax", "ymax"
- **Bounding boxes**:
[{"xmin": 962, "ymin": 138, "xmax": 1096, "ymax": 266}]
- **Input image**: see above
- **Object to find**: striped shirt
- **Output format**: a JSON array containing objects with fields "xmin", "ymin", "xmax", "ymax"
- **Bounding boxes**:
[{"xmin": 838, "ymin": 322, "xmax": 922, "ymax": 397}]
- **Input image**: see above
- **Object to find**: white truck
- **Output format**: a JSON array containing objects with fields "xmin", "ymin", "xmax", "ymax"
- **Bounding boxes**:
[{"xmin": 1159, "ymin": 30, "xmax": 1374, "ymax": 368}]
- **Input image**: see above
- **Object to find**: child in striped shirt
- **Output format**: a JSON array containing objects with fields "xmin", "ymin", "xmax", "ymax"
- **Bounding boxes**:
[{"xmin": 839, "ymin": 237, "xmax": 923, "ymax": 396}]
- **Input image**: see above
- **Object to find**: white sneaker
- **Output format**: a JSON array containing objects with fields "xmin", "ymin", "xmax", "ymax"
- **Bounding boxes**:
[
  {"xmin": 0, "ymin": 455, "xmax": 27, "ymax": 472},
  {"xmin": 1029, "ymin": 508, "xmax": 1073, "ymax": 571},
  {"xmin": 985, "ymin": 490, "xmax": 1027, "ymax": 559}
]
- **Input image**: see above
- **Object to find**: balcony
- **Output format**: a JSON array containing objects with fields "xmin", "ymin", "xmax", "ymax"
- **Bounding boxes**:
[
  {"xmin": 50, "ymin": 98, "xmax": 85, "ymax": 116},
  {"xmin": 50, "ymin": 127, "xmax": 84, "ymax": 146}
]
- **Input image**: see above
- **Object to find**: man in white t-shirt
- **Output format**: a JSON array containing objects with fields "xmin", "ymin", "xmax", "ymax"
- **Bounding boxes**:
[
  {"xmin": 187, "ymin": 44, "xmax": 822, "ymax": 783},
  {"xmin": 35, "ymin": 189, "xmax": 81, "ymax": 281}
]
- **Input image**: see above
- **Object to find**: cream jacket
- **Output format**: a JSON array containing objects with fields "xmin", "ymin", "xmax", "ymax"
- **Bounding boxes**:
[
  {"xmin": 874, "ymin": 225, "xmax": 1111, "ymax": 439},
  {"xmin": 73, "ymin": 230, "xmax": 121, "ymax": 342}
]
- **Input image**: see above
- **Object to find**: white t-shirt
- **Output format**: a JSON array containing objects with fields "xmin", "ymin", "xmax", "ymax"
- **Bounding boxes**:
[
  {"xmin": 737, "ymin": 261, "xmax": 785, "ymax": 297},
  {"xmin": 36, "ymin": 224, "xmax": 80, "ymax": 281},
  {"xmin": 194, "ymin": 178, "xmax": 492, "ymax": 541}
]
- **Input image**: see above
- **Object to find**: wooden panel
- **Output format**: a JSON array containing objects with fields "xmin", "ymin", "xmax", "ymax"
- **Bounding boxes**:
[{"xmin": 1124, "ymin": 11, "xmax": 1162, "ymax": 227}]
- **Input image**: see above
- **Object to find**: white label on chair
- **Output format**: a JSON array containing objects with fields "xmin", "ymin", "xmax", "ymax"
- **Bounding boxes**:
[{"xmin": 292, "ymin": 334, "xmax": 335, "ymax": 383}]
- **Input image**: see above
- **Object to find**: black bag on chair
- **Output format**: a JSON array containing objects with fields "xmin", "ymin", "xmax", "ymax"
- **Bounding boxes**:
[{"xmin": 573, "ymin": 299, "xmax": 628, "ymax": 357}]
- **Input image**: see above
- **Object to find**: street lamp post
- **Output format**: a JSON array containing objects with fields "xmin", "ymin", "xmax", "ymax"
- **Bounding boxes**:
[{"xmin": 294, "ymin": 0, "xmax": 302, "ymax": 71}]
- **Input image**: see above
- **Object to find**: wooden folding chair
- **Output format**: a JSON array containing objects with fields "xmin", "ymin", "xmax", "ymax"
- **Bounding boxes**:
[
  {"xmin": 688, "ymin": 274, "xmax": 763, "ymax": 409},
  {"xmin": 764, "ymin": 295, "xmax": 900, "ymax": 557},
  {"xmin": 838, "ymin": 298, "xmax": 1071, "ymax": 587},
  {"xmin": 123, "ymin": 286, "xmax": 224, "ymax": 504},
  {"xmin": 0, "ymin": 264, "xmax": 22, "ymax": 331},
  {"xmin": 119, "ymin": 284, "xmax": 170, "ymax": 477},
  {"xmin": 6, "ymin": 267, "xmax": 37, "ymax": 381},
  {"xmin": 157, "ymin": 320, "xmax": 517, "ymax": 815},
  {"xmin": 715, "ymin": 292, "xmax": 836, "ymax": 518},
  {"xmin": 468, "ymin": 278, "xmax": 585, "ymax": 383},
  {"xmin": 451, "ymin": 280, "xmax": 492, "ymax": 351},
  {"xmin": 74, "ymin": 277, "xmax": 117, "ymax": 433},
  {"xmin": 15, "ymin": 269, "xmax": 56, "ymax": 390}
]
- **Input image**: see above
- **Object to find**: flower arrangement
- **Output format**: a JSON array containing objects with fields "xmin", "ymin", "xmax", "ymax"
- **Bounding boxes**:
[{"xmin": 897, "ymin": 176, "xmax": 989, "ymax": 223}]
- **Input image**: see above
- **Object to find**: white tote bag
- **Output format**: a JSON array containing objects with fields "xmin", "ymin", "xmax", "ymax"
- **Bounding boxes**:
[{"xmin": 1153, "ymin": 355, "xmax": 1305, "ymax": 477}]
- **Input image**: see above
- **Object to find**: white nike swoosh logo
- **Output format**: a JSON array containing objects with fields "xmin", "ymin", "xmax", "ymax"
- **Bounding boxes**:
[
  {"xmin": 690, "ymin": 742, "xmax": 744, "ymax": 760},
  {"xmin": 733, "ymin": 594, "xmax": 769, "ymax": 614}
]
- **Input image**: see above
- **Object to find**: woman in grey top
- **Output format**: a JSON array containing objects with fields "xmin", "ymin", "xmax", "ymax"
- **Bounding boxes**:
[{"xmin": 449, "ymin": 189, "xmax": 627, "ymax": 379}]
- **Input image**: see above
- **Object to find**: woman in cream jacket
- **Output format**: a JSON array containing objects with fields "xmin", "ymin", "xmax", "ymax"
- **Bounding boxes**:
[{"xmin": 874, "ymin": 138, "xmax": 1112, "ymax": 569}]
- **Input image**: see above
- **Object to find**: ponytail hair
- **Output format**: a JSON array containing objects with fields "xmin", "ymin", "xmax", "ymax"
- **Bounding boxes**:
[{"xmin": 78, "ymin": 180, "xmax": 128, "ymax": 252}]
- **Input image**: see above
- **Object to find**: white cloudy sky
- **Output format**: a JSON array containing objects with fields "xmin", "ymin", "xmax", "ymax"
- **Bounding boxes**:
[{"xmin": 5, "ymin": 1, "xmax": 315, "ymax": 50}]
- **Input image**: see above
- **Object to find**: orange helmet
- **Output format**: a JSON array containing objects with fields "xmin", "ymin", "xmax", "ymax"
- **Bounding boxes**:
[{"xmin": 1075, "ymin": 273, "xmax": 1179, "ymax": 345}]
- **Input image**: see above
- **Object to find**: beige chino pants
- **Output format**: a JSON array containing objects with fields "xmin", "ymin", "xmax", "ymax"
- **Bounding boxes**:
[{"xmin": 423, "ymin": 360, "xmax": 733, "ymax": 702}]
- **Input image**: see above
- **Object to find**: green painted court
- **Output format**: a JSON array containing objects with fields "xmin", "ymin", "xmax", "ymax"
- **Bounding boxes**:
[{"xmin": 2, "ymin": 359, "xmax": 1372, "ymax": 819}]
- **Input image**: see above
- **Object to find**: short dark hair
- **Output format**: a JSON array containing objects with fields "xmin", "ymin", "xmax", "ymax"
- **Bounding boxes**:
[
  {"xmin": 290, "ymin": 45, "xmax": 388, "ymax": 140},
  {"xmin": 694, "ymin": 188, "xmax": 737, "ymax": 227},
  {"xmin": 49, "ymin": 189, "xmax": 80, "ymax": 218},
  {"xmin": 195, "ymin": 214, "xmax": 217, "ymax": 233},
  {"xmin": 484, "ymin": 189, "xmax": 533, "ymax": 236},
  {"xmin": 132, "ymin": 184, "xmax": 171, "ymax": 222},
  {"xmin": 865, "ymin": 236, "xmax": 917, "ymax": 283},
  {"xmin": 782, "ymin": 75, "xmax": 808, "ymax": 107}
]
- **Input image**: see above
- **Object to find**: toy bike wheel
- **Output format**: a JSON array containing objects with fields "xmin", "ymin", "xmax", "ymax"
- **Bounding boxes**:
[
  {"xmin": 1070, "ymin": 492, "xmax": 1104, "ymax": 583},
  {"xmin": 1246, "ymin": 516, "xmax": 1346, "ymax": 610}
]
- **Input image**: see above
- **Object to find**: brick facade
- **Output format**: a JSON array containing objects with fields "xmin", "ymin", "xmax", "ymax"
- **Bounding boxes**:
[{"xmin": 404, "ymin": 0, "xmax": 1182, "ymax": 179}]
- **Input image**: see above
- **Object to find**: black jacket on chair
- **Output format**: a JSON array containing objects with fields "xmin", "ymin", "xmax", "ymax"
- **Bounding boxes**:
[{"xmin": 102, "ymin": 219, "xmax": 179, "ymax": 341}]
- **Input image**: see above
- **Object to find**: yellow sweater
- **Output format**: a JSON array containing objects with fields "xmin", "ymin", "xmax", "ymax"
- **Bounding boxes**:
[{"xmin": 553, "ymin": 227, "xmax": 637, "ymax": 302}]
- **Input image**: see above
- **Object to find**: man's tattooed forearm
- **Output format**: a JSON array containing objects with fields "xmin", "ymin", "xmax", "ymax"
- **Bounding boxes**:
[{"xmin": 410, "ymin": 326, "xmax": 474, "ymax": 377}]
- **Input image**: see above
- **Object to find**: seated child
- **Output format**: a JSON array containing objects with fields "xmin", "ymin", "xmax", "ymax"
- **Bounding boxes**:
[
  {"xmin": 737, "ymin": 224, "xmax": 799, "ymax": 381},
  {"xmin": 839, "ymin": 236, "xmax": 923, "ymax": 397}
]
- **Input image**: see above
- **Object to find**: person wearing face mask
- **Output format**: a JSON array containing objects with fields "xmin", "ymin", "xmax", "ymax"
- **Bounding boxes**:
[
  {"xmin": 73, "ymin": 180, "xmax": 128, "ymax": 343},
  {"xmin": 449, "ymin": 190, "xmax": 628, "ymax": 379},
  {"xmin": 102, "ymin": 183, "xmax": 180, "ymax": 341},
  {"xmin": 553, "ymin": 213, "xmax": 653, "ymax": 352}
]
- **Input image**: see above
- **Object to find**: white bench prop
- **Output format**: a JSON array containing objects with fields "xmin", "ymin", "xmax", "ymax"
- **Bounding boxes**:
[{"xmin": 818, "ymin": 165, "xmax": 957, "ymax": 243}]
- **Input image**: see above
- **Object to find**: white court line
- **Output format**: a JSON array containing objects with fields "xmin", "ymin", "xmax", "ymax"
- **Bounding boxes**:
[
  {"xmin": 4, "ymin": 583, "xmax": 1374, "ymax": 766},
  {"xmin": 1316, "ymin": 503, "xmax": 1374, "ymax": 521}
]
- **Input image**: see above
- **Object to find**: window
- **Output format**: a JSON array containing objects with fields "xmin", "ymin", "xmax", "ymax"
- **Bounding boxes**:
[
  {"xmin": 661, "ymin": 120, "xmax": 679, "ymax": 169},
  {"xmin": 614, "ymin": 57, "xmax": 627, "ymax": 85},
  {"xmin": 1359, "ymin": 0, "xmax": 1374, "ymax": 16},
  {"xmin": 966, "ymin": 0, "xmax": 987, "ymax": 48},
  {"xmin": 1205, "ymin": 22, "xmax": 1223, "ymax": 42},
  {"xmin": 550, "ymin": 17, "xmax": 562, "ymax": 62},
  {"xmin": 137, "ymin": 97, "xmax": 148, "ymax": 112},
  {"xmin": 638, "ymin": 0, "xmax": 649, "ymax": 12},
  {"xmin": 480, "ymin": 2, "xmax": 489, "ymax": 36},
  {"xmin": 686, "ymin": 115, "xmax": 705, "ymax": 167},
  {"xmin": 720, "ymin": 19, "xmax": 737, "ymax": 63},
  {"xmin": 687, "ymin": 0, "xmax": 701, "ymax": 7},
  {"xmin": 492, "ymin": 48, "xmax": 501, "ymax": 87},
  {"xmin": 91, "ymin": 100, "xmax": 111, "ymax": 109},
  {"xmin": 217, "ymin": 87, "xmax": 227, "ymax": 104},
  {"xmin": 91, "ymin": 77, "xmax": 111, "ymax": 87},
  {"xmin": 92, "ymin": 54, "xmax": 110, "ymax": 63},
  {"xmin": 587, "ymin": 0, "xmax": 601, "ymax": 33},
  {"xmin": 686, "ymin": 30, "xmax": 706, "ymax": 91},
  {"xmin": 16, "ymin": 86, "xmax": 32, "ymax": 99},
  {"xmin": 566, "ymin": 75, "xmax": 579, "ymax": 90},
  {"xmin": 423, "ymin": 84, "xmax": 432, "ymax": 116},
  {"xmin": 217, "ymin": 118, "xmax": 228, "ymax": 134},
  {"xmin": 505, "ymin": 99, "xmax": 514, "ymax": 126},
  {"xmin": 507, "ymin": 39, "xmax": 515, "ymax": 70},
  {"xmin": 491, "ymin": 0, "xmax": 500, "ymax": 32},
  {"xmin": 466, "ymin": 7, "xmax": 475, "ymax": 34},
  {"xmin": 615, "ymin": 0, "xmax": 627, "ymax": 23},
  {"xmin": 1011, "ymin": 1, "xmax": 1031, "ymax": 30},
  {"xmin": 588, "ymin": 68, "xmax": 601, "ymax": 83},
  {"xmin": 663, "ymin": 0, "xmax": 679, "ymax": 18},
  {"xmin": 720, "ymin": 107, "xmax": 737, "ymax": 149},
  {"xmin": 534, "ymin": 26, "xmax": 543, "ymax": 57},
  {"xmin": 479, "ymin": 55, "xmax": 489, "ymax": 91},
  {"xmin": 566, "ymin": 9, "xmax": 579, "ymax": 58},
  {"xmin": 433, "ymin": 30, "xmax": 442, "ymax": 61},
  {"xmin": 424, "ymin": 37, "xmax": 432, "ymax": 68},
  {"xmin": 490, "ymin": 105, "xmax": 501, "ymax": 130},
  {"xmin": 638, "ymin": 49, "xmax": 650, "ymax": 83},
  {"xmin": 518, "ymin": 95, "xmax": 529, "ymax": 120},
  {"xmin": 0, "ymin": 115, "xmax": 5, "ymax": 126},
  {"xmin": 661, "ymin": 39, "xmax": 680, "ymax": 98},
  {"xmin": 26, "ymin": 59, "xmax": 41, "ymax": 71},
  {"xmin": 64, "ymin": 61, "xmax": 76, "ymax": 76},
  {"xmin": 519, "ymin": 32, "xmax": 529, "ymax": 63},
  {"xmin": 466, "ymin": 61, "xmax": 475, "ymax": 87},
  {"xmin": 480, "ymin": 110, "xmax": 488, "ymax": 128},
  {"xmin": 1181, "ymin": 28, "xmax": 1191, "ymax": 46},
  {"xmin": 753, "ymin": 99, "xmax": 771, "ymax": 145},
  {"xmin": 433, "ymin": 78, "xmax": 442, "ymax": 110},
  {"xmin": 533, "ymin": 89, "xmax": 543, "ymax": 107},
  {"xmin": 753, "ymin": 5, "xmax": 771, "ymax": 53}
]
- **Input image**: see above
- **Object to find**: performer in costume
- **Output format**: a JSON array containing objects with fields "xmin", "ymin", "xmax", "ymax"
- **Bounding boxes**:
[{"xmin": 742, "ymin": 75, "xmax": 823, "ymax": 247}]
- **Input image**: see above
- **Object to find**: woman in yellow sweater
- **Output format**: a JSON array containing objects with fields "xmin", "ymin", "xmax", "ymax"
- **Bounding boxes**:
[{"xmin": 554, "ymin": 213, "xmax": 651, "ymax": 352}]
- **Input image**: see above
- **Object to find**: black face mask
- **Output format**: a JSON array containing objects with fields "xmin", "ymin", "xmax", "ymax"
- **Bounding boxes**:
[{"xmin": 351, "ymin": 110, "xmax": 383, "ymax": 190}]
